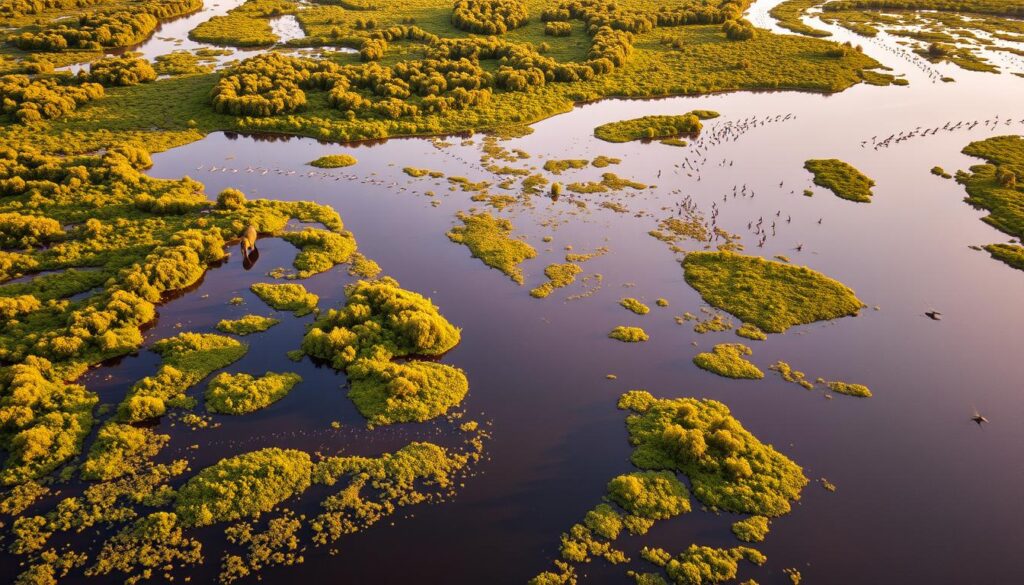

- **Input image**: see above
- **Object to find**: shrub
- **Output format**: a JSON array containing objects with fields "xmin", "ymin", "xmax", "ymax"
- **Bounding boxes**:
[
  {"xmin": 175, "ymin": 447, "xmax": 313, "ymax": 526},
  {"xmin": 452, "ymin": 0, "xmax": 529, "ymax": 34},
  {"xmin": 545, "ymin": 22, "xmax": 572, "ymax": 37},
  {"xmin": 206, "ymin": 371, "xmax": 302, "ymax": 414},
  {"xmin": 723, "ymin": 18, "xmax": 756, "ymax": 41},
  {"xmin": 86, "ymin": 56, "xmax": 157, "ymax": 86}
]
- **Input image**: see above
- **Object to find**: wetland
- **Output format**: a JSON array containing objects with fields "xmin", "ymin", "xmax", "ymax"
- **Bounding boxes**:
[{"xmin": 1, "ymin": 0, "xmax": 1023, "ymax": 584}]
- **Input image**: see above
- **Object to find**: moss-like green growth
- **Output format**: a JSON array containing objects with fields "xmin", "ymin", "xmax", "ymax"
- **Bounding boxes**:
[
  {"xmin": 731, "ymin": 515, "xmax": 770, "ymax": 542},
  {"xmin": 219, "ymin": 510, "xmax": 303, "ymax": 584},
  {"xmin": 826, "ymin": 380, "xmax": 872, "ymax": 397},
  {"xmin": 117, "ymin": 333, "xmax": 249, "ymax": 423},
  {"xmin": 609, "ymin": 326, "xmax": 649, "ymax": 342},
  {"xmin": 618, "ymin": 390, "xmax": 807, "ymax": 516},
  {"xmin": 190, "ymin": 0, "xmax": 296, "ymax": 47},
  {"xmin": 302, "ymin": 277, "xmax": 461, "ymax": 370},
  {"xmin": 0, "ymin": 357, "xmax": 97, "ymax": 484},
  {"xmin": 206, "ymin": 371, "xmax": 303, "ymax": 414},
  {"xmin": 309, "ymin": 154, "xmax": 357, "ymax": 168},
  {"xmin": 175, "ymin": 448, "xmax": 312, "ymax": 527},
  {"xmin": 447, "ymin": 212, "xmax": 537, "ymax": 285},
  {"xmin": 347, "ymin": 359, "xmax": 468, "ymax": 426},
  {"xmin": 594, "ymin": 111, "xmax": 719, "ymax": 143},
  {"xmin": 607, "ymin": 471, "xmax": 691, "ymax": 535},
  {"xmin": 693, "ymin": 344, "xmax": 764, "ymax": 380},
  {"xmin": 735, "ymin": 323, "xmax": 767, "ymax": 341},
  {"xmin": 683, "ymin": 251, "xmax": 864, "ymax": 333},
  {"xmin": 280, "ymin": 228, "xmax": 358, "ymax": 278},
  {"xmin": 770, "ymin": 361, "xmax": 815, "ymax": 390},
  {"xmin": 154, "ymin": 51, "xmax": 214, "ymax": 76},
  {"xmin": 216, "ymin": 315, "xmax": 281, "ymax": 336},
  {"xmin": 310, "ymin": 440, "xmax": 480, "ymax": 546},
  {"xmin": 664, "ymin": 545, "xmax": 766, "ymax": 585},
  {"xmin": 530, "ymin": 262, "xmax": 583, "ymax": 298},
  {"xmin": 251, "ymin": 282, "xmax": 319, "ymax": 316},
  {"xmin": 86, "ymin": 512, "xmax": 203, "ymax": 582},
  {"xmin": 543, "ymin": 159, "xmax": 589, "ymax": 174},
  {"xmin": 985, "ymin": 243, "xmax": 1024, "ymax": 271},
  {"xmin": 956, "ymin": 135, "xmax": 1024, "ymax": 270},
  {"xmin": 804, "ymin": 158, "xmax": 875, "ymax": 202},
  {"xmin": 620, "ymin": 297, "xmax": 651, "ymax": 315},
  {"xmin": 931, "ymin": 166, "xmax": 952, "ymax": 179},
  {"xmin": 81, "ymin": 423, "xmax": 169, "ymax": 481}
]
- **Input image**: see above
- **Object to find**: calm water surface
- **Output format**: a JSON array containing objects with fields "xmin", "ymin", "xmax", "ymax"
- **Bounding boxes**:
[{"xmin": 10, "ymin": 2, "xmax": 1024, "ymax": 584}]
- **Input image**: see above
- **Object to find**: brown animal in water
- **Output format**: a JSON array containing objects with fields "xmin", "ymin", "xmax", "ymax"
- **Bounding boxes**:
[{"xmin": 240, "ymin": 225, "xmax": 258, "ymax": 259}]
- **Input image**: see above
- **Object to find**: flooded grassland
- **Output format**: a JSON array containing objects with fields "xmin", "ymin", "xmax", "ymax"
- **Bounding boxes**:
[{"xmin": 1, "ymin": 0, "xmax": 1024, "ymax": 584}]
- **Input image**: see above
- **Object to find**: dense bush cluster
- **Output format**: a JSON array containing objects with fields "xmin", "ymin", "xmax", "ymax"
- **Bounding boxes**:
[
  {"xmin": 84, "ymin": 56, "xmax": 157, "ymax": 87},
  {"xmin": 175, "ymin": 448, "xmax": 313, "ymax": 526},
  {"xmin": 618, "ymin": 390, "xmax": 807, "ymax": 516},
  {"xmin": 0, "ymin": 75, "xmax": 104, "ymax": 123},
  {"xmin": 452, "ymin": 0, "xmax": 529, "ymax": 34},
  {"xmin": 12, "ymin": 0, "xmax": 201, "ymax": 51},
  {"xmin": 211, "ymin": 15, "xmax": 643, "ymax": 121},
  {"xmin": 301, "ymin": 278, "xmax": 465, "ymax": 425},
  {"xmin": 206, "ymin": 371, "xmax": 302, "ymax": 414},
  {"xmin": 723, "ymin": 18, "xmax": 756, "ymax": 40},
  {"xmin": 302, "ymin": 277, "xmax": 460, "ymax": 370},
  {"xmin": 116, "ymin": 333, "xmax": 248, "ymax": 422},
  {"xmin": 0, "ymin": 357, "xmax": 97, "ymax": 484},
  {"xmin": 0, "ymin": 0, "xmax": 107, "ymax": 20},
  {"xmin": 211, "ymin": 53, "xmax": 344, "ymax": 116},
  {"xmin": 545, "ymin": 21, "xmax": 573, "ymax": 36}
]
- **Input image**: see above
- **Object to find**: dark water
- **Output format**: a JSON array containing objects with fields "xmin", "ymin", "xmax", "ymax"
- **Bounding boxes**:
[{"xmin": 8, "ymin": 3, "xmax": 1024, "ymax": 584}]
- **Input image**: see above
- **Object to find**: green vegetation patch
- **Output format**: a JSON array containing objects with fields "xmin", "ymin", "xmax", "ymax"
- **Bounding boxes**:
[
  {"xmin": 447, "ymin": 212, "xmax": 537, "ymax": 285},
  {"xmin": 956, "ymin": 135, "xmax": 1024, "ymax": 271},
  {"xmin": 620, "ymin": 297, "xmax": 650, "ymax": 315},
  {"xmin": 81, "ymin": 423, "xmax": 169, "ymax": 481},
  {"xmin": 544, "ymin": 159, "xmax": 589, "ymax": 174},
  {"xmin": 280, "ymin": 228, "xmax": 358, "ymax": 278},
  {"xmin": 804, "ymin": 158, "xmax": 875, "ymax": 202},
  {"xmin": 682, "ymin": 251, "xmax": 864, "ymax": 333},
  {"xmin": 530, "ymin": 262, "xmax": 583, "ymax": 298},
  {"xmin": 827, "ymin": 380, "xmax": 872, "ymax": 397},
  {"xmin": 735, "ymin": 322, "xmax": 767, "ymax": 341},
  {"xmin": 693, "ymin": 343, "xmax": 764, "ymax": 380},
  {"xmin": 206, "ymin": 371, "xmax": 303, "ymax": 414},
  {"xmin": 0, "ymin": 357, "xmax": 98, "ymax": 484},
  {"xmin": 731, "ymin": 515, "xmax": 770, "ymax": 542},
  {"xmin": 618, "ymin": 390, "xmax": 807, "ymax": 516},
  {"xmin": 190, "ymin": 0, "xmax": 297, "ymax": 47},
  {"xmin": 251, "ymin": 282, "xmax": 319, "ymax": 316},
  {"xmin": 302, "ymin": 277, "xmax": 461, "ymax": 370},
  {"xmin": 609, "ymin": 326, "xmax": 649, "ymax": 342},
  {"xmin": 86, "ymin": 512, "xmax": 203, "ymax": 582},
  {"xmin": 347, "ymin": 360, "xmax": 469, "ymax": 426},
  {"xmin": 216, "ymin": 315, "xmax": 281, "ymax": 336},
  {"xmin": 117, "ymin": 333, "xmax": 248, "ymax": 423},
  {"xmin": 594, "ymin": 111, "xmax": 719, "ymax": 143},
  {"xmin": 175, "ymin": 447, "xmax": 313, "ymax": 526},
  {"xmin": 309, "ymin": 154, "xmax": 358, "ymax": 168},
  {"xmin": 985, "ymin": 243, "xmax": 1024, "ymax": 271},
  {"xmin": 663, "ymin": 544, "xmax": 767, "ymax": 584},
  {"xmin": 607, "ymin": 471, "xmax": 691, "ymax": 535}
]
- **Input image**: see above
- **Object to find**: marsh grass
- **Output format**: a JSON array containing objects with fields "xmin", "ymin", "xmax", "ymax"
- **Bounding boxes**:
[{"xmin": 683, "ymin": 251, "xmax": 864, "ymax": 333}]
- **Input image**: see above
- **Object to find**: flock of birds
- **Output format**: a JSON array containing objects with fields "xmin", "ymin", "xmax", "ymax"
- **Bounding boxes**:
[{"xmin": 867, "ymin": 115, "xmax": 1024, "ymax": 150}]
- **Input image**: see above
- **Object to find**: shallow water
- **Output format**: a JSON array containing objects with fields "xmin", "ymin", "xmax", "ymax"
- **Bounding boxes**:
[{"xmin": 8, "ymin": 3, "xmax": 1024, "ymax": 584}]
